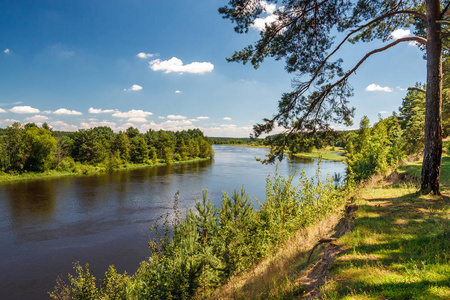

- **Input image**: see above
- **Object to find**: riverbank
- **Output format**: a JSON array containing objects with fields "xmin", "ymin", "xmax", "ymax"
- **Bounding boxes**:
[
  {"xmin": 0, "ymin": 157, "xmax": 212, "ymax": 183},
  {"xmin": 292, "ymin": 148, "xmax": 346, "ymax": 162},
  {"xmin": 224, "ymin": 144, "xmax": 346, "ymax": 161},
  {"xmin": 210, "ymin": 157, "xmax": 450, "ymax": 299}
]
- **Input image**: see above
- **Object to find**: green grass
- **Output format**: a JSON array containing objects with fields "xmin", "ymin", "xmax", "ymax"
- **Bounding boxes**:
[
  {"xmin": 293, "ymin": 147, "xmax": 346, "ymax": 162},
  {"xmin": 320, "ymin": 158, "xmax": 450, "ymax": 299}
]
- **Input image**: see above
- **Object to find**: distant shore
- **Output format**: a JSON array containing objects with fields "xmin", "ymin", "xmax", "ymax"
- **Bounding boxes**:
[
  {"xmin": 0, "ymin": 157, "xmax": 212, "ymax": 183},
  {"xmin": 220, "ymin": 144, "xmax": 346, "ymax": 161}
]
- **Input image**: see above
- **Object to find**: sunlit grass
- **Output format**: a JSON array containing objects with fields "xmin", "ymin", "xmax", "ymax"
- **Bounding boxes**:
[
  {"xmin": 293, "ymin": 147, "xmax": 346, "ymax": 162},
  {"xmin": 321, "ymin": 168, "xmax": 450, "ymax": 300}
]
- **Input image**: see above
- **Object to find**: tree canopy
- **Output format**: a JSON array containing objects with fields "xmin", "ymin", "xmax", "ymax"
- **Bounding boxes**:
[{"xmin": 220, "ymin": 0, "xmax": 448, "ymax": 194}]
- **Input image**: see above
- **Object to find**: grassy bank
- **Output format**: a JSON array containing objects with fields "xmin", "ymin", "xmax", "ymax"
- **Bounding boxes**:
[
  {"xmin": 211, "ymin": 157, "xmax": 449, "ymax": 299},
  {"xmin": 226, "ymin": 144, "xmax": 347, "ymax": 161},
  {"xmin": 0, "ymin": 157, "xmax": 211, "ymax": 183},
  {"xmin": 292, "ymin": 148, "xmax": 346, "ymax": 162},
  {"xmin": 321, "ymin": 181, "xmax": 450, "ymax": 299}
]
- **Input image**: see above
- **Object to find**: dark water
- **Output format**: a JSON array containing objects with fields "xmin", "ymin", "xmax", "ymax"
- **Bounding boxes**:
[{"xmin": 0, "ymin": 146, "xmax": 345, "ymax": 300}]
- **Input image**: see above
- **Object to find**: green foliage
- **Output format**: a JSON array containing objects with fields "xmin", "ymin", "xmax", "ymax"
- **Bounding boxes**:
[
  {"xmin": 130, "ymin": 136, "xmax": 149, "ymax": 163},
  {"xmin": 0, "ymin": 124, "xmax": 213, "ymax": 175},
  {"xmin": 399, "ymin": 87, "xmax": 426, "ymax": 154},
  {"xmin": 346, "ymin": 116, "xmax": 405, "ymax": 183},
  {"xmin": 50, "ymin": 167, "xmax": 345, "ymax": 299}
]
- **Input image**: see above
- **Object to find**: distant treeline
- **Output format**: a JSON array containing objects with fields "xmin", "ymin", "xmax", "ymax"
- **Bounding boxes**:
[{"xmin": 0, "ymin": 123, "xmax": 214, "ymax": 174}]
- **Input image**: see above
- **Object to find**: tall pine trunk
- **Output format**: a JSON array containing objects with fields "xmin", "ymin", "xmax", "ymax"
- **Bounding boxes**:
[{"xmin": 421, "ymin": 0, "xmax": 443, "ymax": 194}]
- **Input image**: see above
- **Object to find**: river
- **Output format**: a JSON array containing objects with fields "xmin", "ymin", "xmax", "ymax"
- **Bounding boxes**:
[{"xmin": 0, "ymin": 145, "xmax": 345, "ymax": 299}]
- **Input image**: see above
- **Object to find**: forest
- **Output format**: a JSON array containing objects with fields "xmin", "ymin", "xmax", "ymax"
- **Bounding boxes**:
[{"xmin": 0, "ymin": 125, "xmax": 214, "ymax": 176}]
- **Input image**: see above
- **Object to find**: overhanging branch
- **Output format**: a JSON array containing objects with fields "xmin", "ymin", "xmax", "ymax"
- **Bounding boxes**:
[
  {"xmin": 408, "ymin": 86, "xmax": 427, "ymax": 93},
  {"xmin": 279, "ymin": 36, "xmax": 427, "ymax": 130},
  {"xmin": 307, "ymin": 10, "xmax": 426, "ymax": 91}
]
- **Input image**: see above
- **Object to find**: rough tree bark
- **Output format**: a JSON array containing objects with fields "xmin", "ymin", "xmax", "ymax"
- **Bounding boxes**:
[{"xmin": 421, "ymin": 0, "xmax": 443, "ymax": 194}]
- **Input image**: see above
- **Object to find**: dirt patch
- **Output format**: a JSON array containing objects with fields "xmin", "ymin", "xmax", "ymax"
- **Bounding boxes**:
[{"xmin": 298, "ymin": 204, "xmax": 357, "ymax": 299}]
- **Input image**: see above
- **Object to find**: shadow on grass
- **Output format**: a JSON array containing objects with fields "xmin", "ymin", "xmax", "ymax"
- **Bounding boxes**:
[{"xmin": 324, "ymin": 192, "xmax": 450, "ymax": 299}]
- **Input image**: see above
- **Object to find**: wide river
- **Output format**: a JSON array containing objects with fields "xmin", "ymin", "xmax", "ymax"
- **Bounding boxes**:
[{"xmin": 0, "ymin": 145, "xmax": 345, "ymax": 299}]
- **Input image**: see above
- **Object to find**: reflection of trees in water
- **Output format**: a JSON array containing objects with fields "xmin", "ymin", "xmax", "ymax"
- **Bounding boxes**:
[{"xmin": 5, "ymin": 179, "xmax": 57, "ymax": 227}]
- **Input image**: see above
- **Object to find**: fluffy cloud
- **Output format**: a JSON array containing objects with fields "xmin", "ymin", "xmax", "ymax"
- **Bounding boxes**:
[
  {"xmin": 24, "ymin": 115, "xmax": 49, "ymax": 122},
  {"xmin": 149, "ymin": 57, "xmax": 214, "ymax": 74},
  {"xmin": 175, "ymin": 90, "xmax": 182, "ymax": 94},
  {"xmin": 0, "ymin": 119, "xmax": 19, "ymax": 125},
  {"xmin": 4, "ymin": 49, "xmax": 10, "ymax": 54},
  {"xmin": 365, "ymin": 84, "xmax": 393, "ymax": 92},
  {"xmin": 201, "ymin": 124, "xmax": 253, "ymax": 137},
  {"xmin": 10, "ymin": 106, "xmax": 40, "ymax": 114},
  {"xmin": 49, "ymin": 121, "xmax": 79, "ymax": 131},
  {"xmin": 167, "ymin": 114, "xmax": 187, "ymax": 120},
  {"xmin": 88, "ymin": 107, "xmax": 116, "ymax": 114},
  {"xmin": 53, "ymin": 108, "xmax": 83, "ymax": 115},
  {"xmin": 0, "ymin": 108, "xmax": 6, "ymax": 113},
  {"xmin": 112, "ymin": 109, "xmax": 153, "ymax": 118},
  {"xmin": 223, "ymin": 117, "xmax": 232, "ymax": 121},
  {"xmin": 127, "ymin": 117, "xmax": 148, "ymax": 123},
  {"xmin": 80, "ymin": 120, "xmax": 117, "ymax": 130},
  {"xmin": 196, "ymin": 116, "xmax": 209, "ymax": 120},
  {"xmin": 251, "ymin": 1, "xmax": 280, "ymax": 31},
  {"xmin": 137, "ymin": 52, "xmax": 155, "ymax": 59},
  {"xmin": 390, "ymin": 28, "xmax": 411, "ymax": 40},
  {"xmin": 124, "ymin": 84, "xmax": 143, "ymax": 91},
  {"xmin": 378, "ymin": 111, "xmax": 389, "ymax": 114}
]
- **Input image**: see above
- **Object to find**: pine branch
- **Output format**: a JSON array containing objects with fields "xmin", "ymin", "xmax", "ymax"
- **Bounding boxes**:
[{"xmin": 408, "ymin": 86, "xmax": 427, "ymax": 93}]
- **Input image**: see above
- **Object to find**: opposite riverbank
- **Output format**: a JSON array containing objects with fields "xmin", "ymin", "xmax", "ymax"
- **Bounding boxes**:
[
  {"xmin": 226, "ymin": 144, "xmax": 346, "ymax": 162},
  {"xmin": 0, "ymin": 157, "xmax": 212, "ymax": 183}
]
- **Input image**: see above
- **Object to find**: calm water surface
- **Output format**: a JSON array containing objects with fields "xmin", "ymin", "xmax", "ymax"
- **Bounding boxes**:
[{"xmin": 0, "ymin": 145, "xmax": 345, "ymax": 299}]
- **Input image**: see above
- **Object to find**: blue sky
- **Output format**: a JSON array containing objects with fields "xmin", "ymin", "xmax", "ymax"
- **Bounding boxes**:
[{"xmin": 0, "ymin": 0, "xmax": 426, "ymax": 137}]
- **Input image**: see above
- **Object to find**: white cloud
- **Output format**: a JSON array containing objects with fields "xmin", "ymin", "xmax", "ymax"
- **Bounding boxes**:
[
  {"xmin": 252, "ymin": 14, "xmax": 279, "ymax": 31},
  {"xmin": 80, "ymin": 120, "xmax": 117, "ymax": 130},
  {"xmin": 158, "ymin": 116, "xmax": 165, "ymax": 119},
  {"xmin": 4, "ymin": 49, "xmax": 10, "ymax": 54},
  {"xmin": 88, "ymin": 107, "xmax": 116, "ymax": 114},
  {"xmin": 223, "ymin": 117, "xmax": 232, "ymax": 121},
  {"xmin": 0, "ymin": 101, "xmax": 22, "ymax": 107},
  {"xmin": 41, "ymin": 110, "xmax": 52, "ymax": 114},
  {"xmin": 251, "ymin": 1, "xmax": 281, "ymax": 31},
  {"xmin": 378, "ymin": 111, "xmax": 389, "ymax": 114},
  {"xmin": 365, "ymin": 84, "xmax": 393, "ymax": 92},
  {"xmin": 175, "ymin": 90, "xmax": 182, "ymax": 94},
  {"xmin": 149, "ymin": 57, "xmax": 214, "ymax": 74},
  {"xmin": 116, "ymin": 122, "xmax": 138, "ymax": 131},
  {"xmin": 127, "ymin": 117, "xmax": 148, "ymax": 123},
  {"xmin": 197, "ymin": 116, "xmax": 209, "ymax": 120},
  {"xmin": 390, "ymin": 28, "xmax": 411, "ymax": 40},
  {"xmin": 0, "ymin": 119, "xmax": 19, "ymax": 125},
  {"xmin": 0, "ymin": 108, "xmax": 6, "ymax": 113},
  {"xmin": 124, "ymin": 84, "xmax": 143, "ymax": 91},
  {"xmin": 49, "ymin": 121, "xmax": 79, "ymax": 131},
  {"xmin": 24, "ymin": 115, "xmax": 49, "ymax": 122},
  {"xmin": 137, "ymin": 52, "xmax": 155, "ymax": 59},
  {"xmin": 10, "ymin": 106, "xmax": 40, "ymax": 114},
  {"xmin": 201, "ymin": 124, "xmax": 253, "ymax": 137},
  {"xmin": 167, "ymin": 114, "xmax": 187, "ymax": 120},
  {"xmin": 53, "ymin": 108, "xmax": 83, "ymax": 115},
  {"xmin": 112, "ymin": 109, "xmax": 153, "ymax": 118},
  {"xmin": 396, "ymin": 86, "xmax": 407, "ymax": 91}
]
